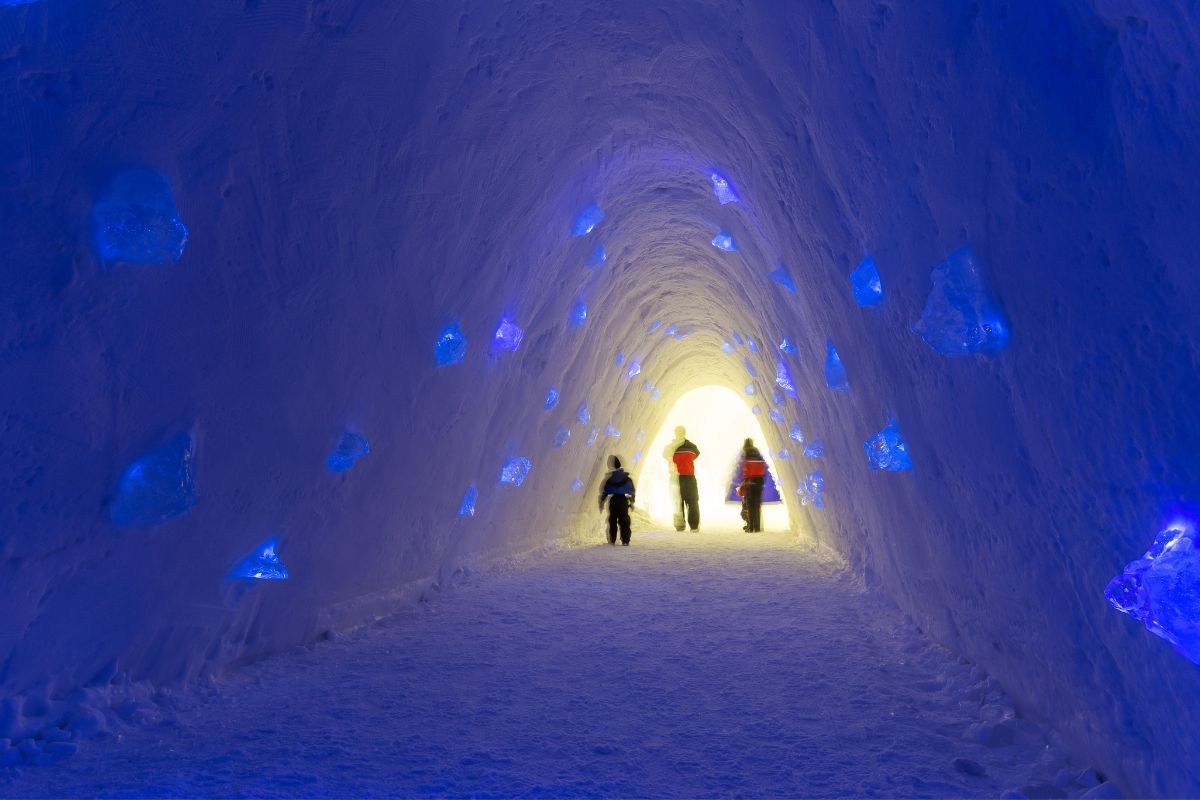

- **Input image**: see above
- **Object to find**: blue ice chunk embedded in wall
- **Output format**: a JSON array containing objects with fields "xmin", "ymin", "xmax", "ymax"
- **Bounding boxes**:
[
  {"xmin": 778, "ymin": 448, "xmax": 791, "ymax": 461},
  {"xmin": 642, "ymin": 380, "xmax": 654, "ymax": 393},
  {"xmin": 626, "ymin": 360, "xmax": 642, "ymax": 379},
  {"xmin": 775, "ymin": 359, "xmax": 797, "ymax": 399},
  {"xmin": 648, "ymin": 321, "xmax": 663, "ymax": 333},
  {"xmin": 744, "ymin": 357, "xmax": 758, "ymax": 378},
  {"xmin": 545, "ymin": 387, "xmax": 559, "ymax": 411},
  {"xmin": 768, "ymin": 267, "xmax": 797, "ymax": 294},
  {"xmin": 633, "ymin": 450, "xmax": 643, "ymax": 463},
  {"xmin": 615, "ymin": 351, "xmax": 625, "ymax": 367},
  {"xmin": 747, "ymin": 338, "xmax": 759, "ymax": 353},
  {"xmin": 571, "ymin": 204, "xmax": 604, "ymax": 236},
  {"xmin": 911, "ymin": 246, "xmax": 1009, "ymax": 356},
  {"xmin": 586, "ymin": 427, "xmax": 599, "ymax": 446},
  {"xmin": 651, "ymin": 388, "xmax": 661, "ymax": 400},
  {"xmin": 605, "ymin": 424, "xmax": 621, "ymax": 438},
  {"xmin": 673, "ymin": 331, "xmax": 689, "ymax": 341},
  {"xmin": 711, "ymin": 231, "xmax": 737, "ymax": 251},
  {"xmin": 587, "ymin": 244, "xmax": 607, "ymax": 268},
  {"xmin": 804, "ymin": 439, "xmax": 824, "ymax": 458},
  {"xmin": 459, "ymin": 484, "xmax": 477, "ymax": 517},
  {"xmin": 1105, "ymin": 523, "xmax": 1200, "ymax": 664},
  {"xmin": 769, "ymin": 407, "xmax": 784, "ymax": 424},
  {"xmin": 578, "ymin": 401, "xmax": 590, "ymax": 426},
  {"xmin": 824, "ymin": 340, "xmax": 849, "ymax": 391},
  {"xmin": 731, "ymin": 331, "xmax": 743, "ymax": 346},
  {"xmin": 499, "ymin": 457, "xmax": 532, "ymax": 487},
  {"xmin": 569, "ymin": 300, "xmax": 587, "ymax": 327},
  {"xmin": 553, "ymin": 426, "xmax": 571, "ymax": 448},
  {"xmin": 327, "ymin": 431, "xmax": 369, "ymax": 473},
  {"xmin": 570, "ymin": 477, "xmax": 584, "ymax": 493},
  {"xmin": 228, "ymin": 537, "xmax": 289, "ymax": 581},
  {"xmin": 722, "ymin": 342, "xmax": 735, "ymax": 355},
  {"xmin": 851, "ymin": 255, "xmax": 884, "ymax": 307},
  {"xmin": 773, "ymin": 387, "xmax": 783, "ymax": 405},
  {"xmin": 664, "ymin": 324, "xmax": 678, "ymax": 336},
  {"xmin": 110, "ymin": 432, "xmax": 197, "ymax": 527},
  {"xmin": 864, "ymin": 420, "xmax": 912, "ymax": 472},
  {"xmin": 789, "ymin": 423, "xmax": 805, "ymax": 445},
  {"xmin": 494, "ymin": 318, "xmax": 524, "ymax": 351},
  {"xmin": 779, "ymin": 337, "xmax": 797, "ymax": 356},
  {"xmin": 92, "ymin": 167, "xmax": 189, "ymax": 265},
  {"xmin": 744, "ymin": 383, "xmax": 756, "ymax": 396},
  {"xmin": 710, "ymin": 171, "xmax": 739, "ymax": 205},
  {"xmin": 435, "ymin": 321, "xmax": 467, "ymax": 366},
  {"xmin": 752, "ymin": 405, "xmax": 762, "ymax": 416},
  {"xmin": 797, "ymin": 471, "xmax": 825, "ymax": 509}
]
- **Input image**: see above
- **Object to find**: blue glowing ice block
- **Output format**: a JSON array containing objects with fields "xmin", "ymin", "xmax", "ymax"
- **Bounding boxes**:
[
  {"xmin": 804, "ymin": 439, "xmax": 824, "ymax": 458},
  {"xmin": 744, "ymin": 357, "xmax": 758, "ymax": 378},
  {"xmin": 775, "ymin": 359, "xmax": 797, "ymax": 399},
  {"xmin": 434, "ymin": 321, "xmax": 467, "ymax": 366},
  {"xmin": 752, "ymin": 405, "xmax": 761, "ymax": 415},
  {"xmin": 578, "ymin": 401, "xmax": 590, "ymax": 426},
  {"xmin": 789, "ymin": 423, "xmax": 805, "ymax": 445},
  {"xmin": 327, "ymin": 431, "xmax": 369, "ymax": 473},
  {"xmin": 110, "ymin": 432, "xmax": 197, "ymax": 527},
  {"xmin": 647, "ymin": 321, "xmax": 663, "ymax": 333},
  {"xmin": 92, "ymin": 167, "xmax": 188, "ymax": 265},
  {"xmin": 634, "ymin": 450, "xmax": 643, "ymax": 463},
  {"xmin": 744, "ymin": 383, "xmax": 756, "ymax": 395},
  {"xmin": 824, "ymin": 340, "xmax": 849, "ymax": 391},
  {"xmin": 912, "ymin": 246, "xmax": 1009, "ymax": 355},
  {"xmin": 710, "ymin": 171, "xmax": 739, "ymax": 205},
  {"xmin": 626, "ymin": 360, "xmax": 641, "ymax": 379},
  {"xmin": 768, "ymin": 267, "xmax": 797, "ymax": 294},
  {"xmin": 553, "ymin": 426, "xmax": 570, "ymax": 448},
  {"xmin": 459, "ymin": 484, "xmax": 477, "ymax": 517},
  {"xmin": 586, "ymin": 427, "xmax": 599, "ymax": 446},
  {"xmin": 544, "ymin": 387, "xmax": 559, "ymax": 411},
  {"xmin": 722, "ymin": 342, "xmax": 735, "ymax": 355},
  {"xmin": 731, "ymin": 331, "xmax": 743, "ymax": 346},
  {"xmin": 571, "ymin": 204, "xmax": 604, "ymax": 236},
  {"xmin": 228, "ymin": 537, "xmax": 288, "ymax": 580},
  {"xmin": 1106, "ymin": 524, "xmax": 1200, "ymax": 664},
  {"xmin": 587, "ymin": 244, "xmax": 607, "ymax": 268},
  {"xmin": 778, "ymin": 448, "xmax": 791, "ymax": 461},
  {"xmin": 850, "ymin": 255, "xmax": 884, "ymax": 307},
  {"xmin": 864, "ymin": 420, "xmax": 912, "ymax": 472},
  {"xmin": 605, "ymin": 424, "xmax": 620, "ymax": 438},
  {"xmin": 570, "ymin": 477, "xmax": 584, "ymax": 493},
  {"xmin": 569, "ymin": 300, "xmax": 587, "ymax": 327},
  {"xmin": 769, "ymin": 407, "xmax": 784, "ymax": 424},
  {"xmin": 797, "ymin": 471, "xmax": 825, "ymax": 508},
  {"xmin": 712, "ymin": 231, "xmax": 737, "ymax": 251},
  {"xmin": 499, "ymin": 457, "xmax": 532, "ymax": 487},
  {"xmin": 494, "ymin": 318, "xmax": 524, "ymax": 351},
  {"xmin": 747, "ymin": 338, "xmax": 759, "ymax": 353},
  {"xmin": 615, "ymin": 351, "xmax": 624, "ymax": 367},
  {"xmin": 779, "ymin": 337, "xmax": 797, "ymax": 355}
]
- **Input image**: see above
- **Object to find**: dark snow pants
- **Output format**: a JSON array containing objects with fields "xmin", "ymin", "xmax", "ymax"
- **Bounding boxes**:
[
  {"xmin": 677, "ymin": 475, "xmax": 700, "ymax": 531},
  {"xmin": 607, "ymin": 495, "xmax": 632, "ymax": 545},
  {"xmin": 744, "ymin": 479, "xmax": 764, "ymax": 532}
]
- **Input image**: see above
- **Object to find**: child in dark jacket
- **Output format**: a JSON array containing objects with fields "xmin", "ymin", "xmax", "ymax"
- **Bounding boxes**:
[{"xmin": 598, "ymin": 455, "xmax": 636, "ymax": 546}]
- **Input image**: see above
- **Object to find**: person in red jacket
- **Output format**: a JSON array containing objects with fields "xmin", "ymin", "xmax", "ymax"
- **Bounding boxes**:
[
  {"xmin": 662, "ymin": 426, "xmax": 701, "ymax": 531},
  {"xmin": 740, "ymin": 438, "xmax": 767, "ymax": 532}
]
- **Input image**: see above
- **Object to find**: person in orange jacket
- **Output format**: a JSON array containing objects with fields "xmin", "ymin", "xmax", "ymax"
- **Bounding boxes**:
[
  {"xmin": 740, "ymin": 438, "xmax": 767, "ymax": 532},
  {"xmin": 662, "ymin": 426, "xmax": 701, "ymax": 531}
]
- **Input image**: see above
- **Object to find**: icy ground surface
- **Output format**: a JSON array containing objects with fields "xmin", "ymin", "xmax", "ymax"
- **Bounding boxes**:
[{"xmin": 9, "ymin": 531, "xmax": 1089, "ymax": 799}]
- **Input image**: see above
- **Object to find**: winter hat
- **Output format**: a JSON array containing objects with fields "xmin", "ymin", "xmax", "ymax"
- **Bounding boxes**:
[
  {"xmin": 608, "ymin": 455, "xmax": 622, "ymax": 469},
  {"xmin": 743, "ymin": 437, "xmax": 754, "ymax": 449}
]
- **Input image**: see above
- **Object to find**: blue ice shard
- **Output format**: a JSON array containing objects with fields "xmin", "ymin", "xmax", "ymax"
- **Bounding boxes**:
[
  {"xmin": 494, "ymin": 318, "xmax": 524, "ymax": 351},
  {"xmin": 779, "ymin": 337, "xmax": 797, "ymax": 356},
  {"xmin": 459, "ymin": 484, "xmax": 477, "ymax": 517},
  {"xmin": 864, "ymin": 420, "xmax": 912, "ymax": 472},
  {"xmin": 578, "ymin": 401, "xmax": 590, "ymax": 426},
  {"xmin": 664, "ymin": 324, "xmax": 678, "ymax": 336},
  {"xmin": 110, "ymin": 432, "xmax": 197, "ymax": 527},
  {"xmin": 553, "ymin": 425, "xmax": 571, "ymax": 448},
  {"xmin": 544, "ymin": 387, "xmax": 559, "ymax": 411},
  {"xmin": 768, "ymin": 267, "xmax": 797, "ymax": 294},
  {"xmin": 747, "ymin": 338, "xmax": 759, "ymax": 353},
  {"xmin": 570, "ymin": 477, "xmax": 584, "ymax": 493},
  {"xmin": 569, "ymin": 300, "xmax": 587, "ymax": 327},
  {"xmin": 824, "ymin": 340, "xmax": 849, "ymax": 391},
  {"xmin": 633, "ymin": 450, "xmax": 643, "ymax": 463},
  {"xmin": 92, "ymin": 167, "xmax": 189, "ymax": 265},
  {"xmin": 434, "ymin": 321, "xmax": 467, "ymax": 366},
  {"xmin": 327, "ymin": 431, "xmax": 369, "ymax": 473},
  {"xmin": 911, "ymin": 246, "xmax": 1009, "ymax": 355},
  {"xmin": 797, "ymin": 471, "xmax": 825, "ymax": 509},
  {"xmin": 499, "ymin": 457, "xmax": 532, "ymax": 487},
  {"xmin": 647, "ymin": 321, "xmax": 663, "ymax": 333},
  {"xmin": 731, "ymin": 331, "xmax": 743, "ymax": 346},
  {"xmin": 615, "ymin": 351, "xmax": 624, "ymax": 368},
  {"xmin": 587, "ymin": 244, "xmax": 607, "ymax": 268},
  {"xmin": 673, "ymin": 331, "xmax": 689, "ymax": 341},
  {"xmin": 752, "ymin": 405, "xmax": 762, "ymax": 416},
  {"xmin": 769, "ymin": 407, "xmax": 784, "ymax": 424},
  {"xmin": 626, "ymin": 360, "xmax": 642, "ymax": 379},
  {"xmin": 710, "ymin": 171, "xmax": 739, "ymax": 205},
  {"xmin": 778, "ymin": 448, "xmax": 791, "ymax": 461},
  {"xmin": 605, "ymin": 424, "xmax": 621, "ymax": 438},
  {"xmin": 571, "ymin": 204, "xmax": 604, "ymax": 236},
  {"xmin": 722, "ymin": 342, "xmax": 735, "ymax": 355},
  {"xmin": 789, "ymin": 423, "xmax": 805, "ymax": 445},
  {"xmin": 651, "ymin": 388, "xmax": 661, "ymax": 400},
  {"xmin": 744, "ymin": 357, "xmax": 758, "ymax": 378},
  {"xmin": 773, "ymin": 388, "xmax": 783, "ymax": 405},
  {"xmin": 586, "ymin": 427, "xmax": 599, "ymax": 446},
  {"xmin": 1105, "ymin": 523, "xmax": 1200, "ymax": 664},
  {"xmin": 775, "ymin": 359, "xmax": 798, "ymax": 399},
  {"xmin": 804, "ymin": 439, "xmax": 824, "ymax": 458},
  {"xmin": 744, "ymin": 383, "xmax": 756, "ymax": 395},
  {"xmin": 642, "ymin": 380, "xmax": 654, "ymax": 393},
  {"xmin": 851, "ymin": 255, "xmax": 884, "ymax": 307},
  {"xmin": 712, "ymin": 231, "xmax": 737, "ymax": 251},
  {"xmin": 228, "ymin": 537, "xmax": 288, "ymax": 581}
]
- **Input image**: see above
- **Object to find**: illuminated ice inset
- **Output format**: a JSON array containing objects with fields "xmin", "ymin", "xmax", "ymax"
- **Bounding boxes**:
[
  {"xmin": 578, "ymin": 402, "xmax": 590, "ymax": 426},
  {"xmin": 731, "ymin": 331, "xmax": 744, "ymax": 346},
  {"xmin": 912, "ymin": 246, "xmax": 1009, "ymax": 356},
  {"xmin": 664, "ymin": 324, "xmax": 678, "ymax": 336},
  {"xmin": 92, "ymin": 167, "xmax": 189, "ymax": 265},
  {"xmin": 722, "ymin": 342, "xmax": 735, "ymax": 355},
  {"xmin": 710, "ymin": 171, "xmax": 739, "ymax": 204},
  {"xmin": 779, "ymin": 337, "xmax": 797, "ymax": 356},
  {"xmin": 494, "ymin": 318, "xmax": 524, "ymax": 351},
  {"xmin": 864, "ymin": 420, "xmax": 912, "ymax": 472},
  {"xmin": 586, "ymin": 427, "xmax": 599, "ymax": 446},
  {"xmin": 769, "ymin": 407, "xmax": 784, "ymax": 424},
  {"xmin": 778, "ymin": 448, "xmax": 791, "ymax": 460},
  {"xmin": 851, "ymin": 255, "xmax": 884, "ymax": 307},
  {"xmin": 642, "ymin": 381, "xmax": 654, "ymax": 393},
  {"xmin": 434, "ymin": 321, "xmax": 467, "ymax": 366},
  {"xmin": 651, "ymin": 388, "xmax": 661, "ymax": 400},
  {"xmin": 228, "ymin": 537, "xmax": 288, "ymax": 581},
  {"xmin": 553, "ymin": 426, "xmax": 570, "ymax": 448},
  {"xmin": 824, "ymin": 340, "xmax": 849, "ymax": 391},
  {"xmin": 545, "ymin": 387, "xmax": 559, "ymax": 411},
  {"xmin": 569, "ymin": 300, "xmax": 587, "ymax": 327},
  {"xmin": 571, "ymin": 204, "xmax": 604, "ymax": 236},
  {"xmin": 747, "ymin": 338, "xmax": 759, "ymax": 353},
  {"xmin": 772, "ymin": 388, "xmax": 783, "ymax": 405},
  {"xmin": 712, "ymin": 231, "xmax": 737, "ymax": 251},
  {"xmin": 797, "ymin": 471, "xmax": 825, "ymax": 508},
  {"xmin": 327, "ymin": 431, "xmax": 369, "ymax": 473},
  {"xmin": 768, "ymin": 267, "xmax": 797, "ymax": 294},
  {"xmin": 605, "ymin": 424, "xmax": 620, "ymax": 438},
  {"xmin": 459, "ymin": 484, "xmax": 477, "ymax": 517},
  {"xmin": 633, "ymin": 450, "xmax": 643, "ymax": 463},
  {"xmin": 626, "ymin": 360, "xmax": 642, "ymax": 379},
  {"xmin": 499, "ymin": 457, "xmax": 532, "ymax": 487},
  {"xmin": 648, "ymin": 321, "xmax": 663, "ymax": 333},
  {"xmin": 744, "ymin": 358, "xmax": 758, "ymax": 378},
  {"xmin": 775, "ymin": 359, "xmax": 797, "ymax": 399},
  {"xmin": 615, "ymin": 351, "xmax": 624, "ymax": 367},
  {"xmin": 744, "ymin": 383, "xmax": 756, "ymax": 396},
  {"xmin": 570, "ymin": 478, "xmax": 584, "ymax": 493},
  {"xmin": 110, "ymin": 432, "xmax": 197, "ymax": 527},
  {"xmin": 789, "ymin": 423, "xmax": 805, "ymax": 445},
  {"xmin": 1105, "ymin": 523, "xmax": 1200, "ymax": 664},
  {"xmin": 587, "ymin": 244, "xmax": 607, "ymax": 268},
  {"xmin": 752, "ymin": 405, "xmax": 761, "ymax": 415},
  {"xmin": 804, "ymin": 439, "xmax": 824, "ymax": 458}
]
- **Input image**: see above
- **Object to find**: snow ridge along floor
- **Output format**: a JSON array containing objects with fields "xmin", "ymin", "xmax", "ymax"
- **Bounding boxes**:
[{"xmin": 9, "ymin": 530, "xmax": 1088, "ymax": 798}]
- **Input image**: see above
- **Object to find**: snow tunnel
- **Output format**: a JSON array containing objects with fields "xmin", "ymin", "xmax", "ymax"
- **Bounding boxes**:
[{"xmin": 1, "ymin": 1, "xmax": 1199, "ymax": 796}]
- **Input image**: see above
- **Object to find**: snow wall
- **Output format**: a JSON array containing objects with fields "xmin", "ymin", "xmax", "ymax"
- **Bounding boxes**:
[{"xmin": 1, "ymin": 1, "xmax": 1198, "ymax": 795}]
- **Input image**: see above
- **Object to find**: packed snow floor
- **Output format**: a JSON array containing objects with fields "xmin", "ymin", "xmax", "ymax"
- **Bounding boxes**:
[{"xmin": 8, "ymin": 529, "xmax": 1097, "ymax": 798}]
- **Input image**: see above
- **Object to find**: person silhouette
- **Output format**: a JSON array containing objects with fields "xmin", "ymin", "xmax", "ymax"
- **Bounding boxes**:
[
  {"xmin": 662, "ymin": 426, "xmax": 701, "ymax": 531},
  {"xmin": 598, "ymin": 455, "xmax": 636, "ymax": 546},
  {"xmin": 738, "ymin": 438, "xmax": 767, "ymax": 532}
]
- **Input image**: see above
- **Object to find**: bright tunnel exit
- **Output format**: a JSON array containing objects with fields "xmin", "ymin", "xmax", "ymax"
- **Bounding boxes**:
[{"xmin": 638, "ymin": 385, "xmax": 789, "ymax": 531}]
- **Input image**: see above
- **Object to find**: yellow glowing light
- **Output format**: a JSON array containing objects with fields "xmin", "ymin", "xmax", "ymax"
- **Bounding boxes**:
[{"xmin": 637, "ymin": 385, "xmax": 789, "ymax": 531}]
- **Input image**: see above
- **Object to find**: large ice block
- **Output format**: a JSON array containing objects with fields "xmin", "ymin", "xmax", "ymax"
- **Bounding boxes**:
[
  {"xmin": 499, "ymin": 457, "xmax": 532, "ymax": 487},
  {"xmin": 864, "ymin": 420, "xmax": 913, "ymax": 472},
  {"xmin": 110, "ymin": 432, "xmax": 197, "ymax": 527},
  {"xmin": 1106, "ymin": 524, "xmax": 1200, "ymax": 664},
  {"xmin": 911, "ymin": 246, "xmax": 1009, "ymax": 355}
]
